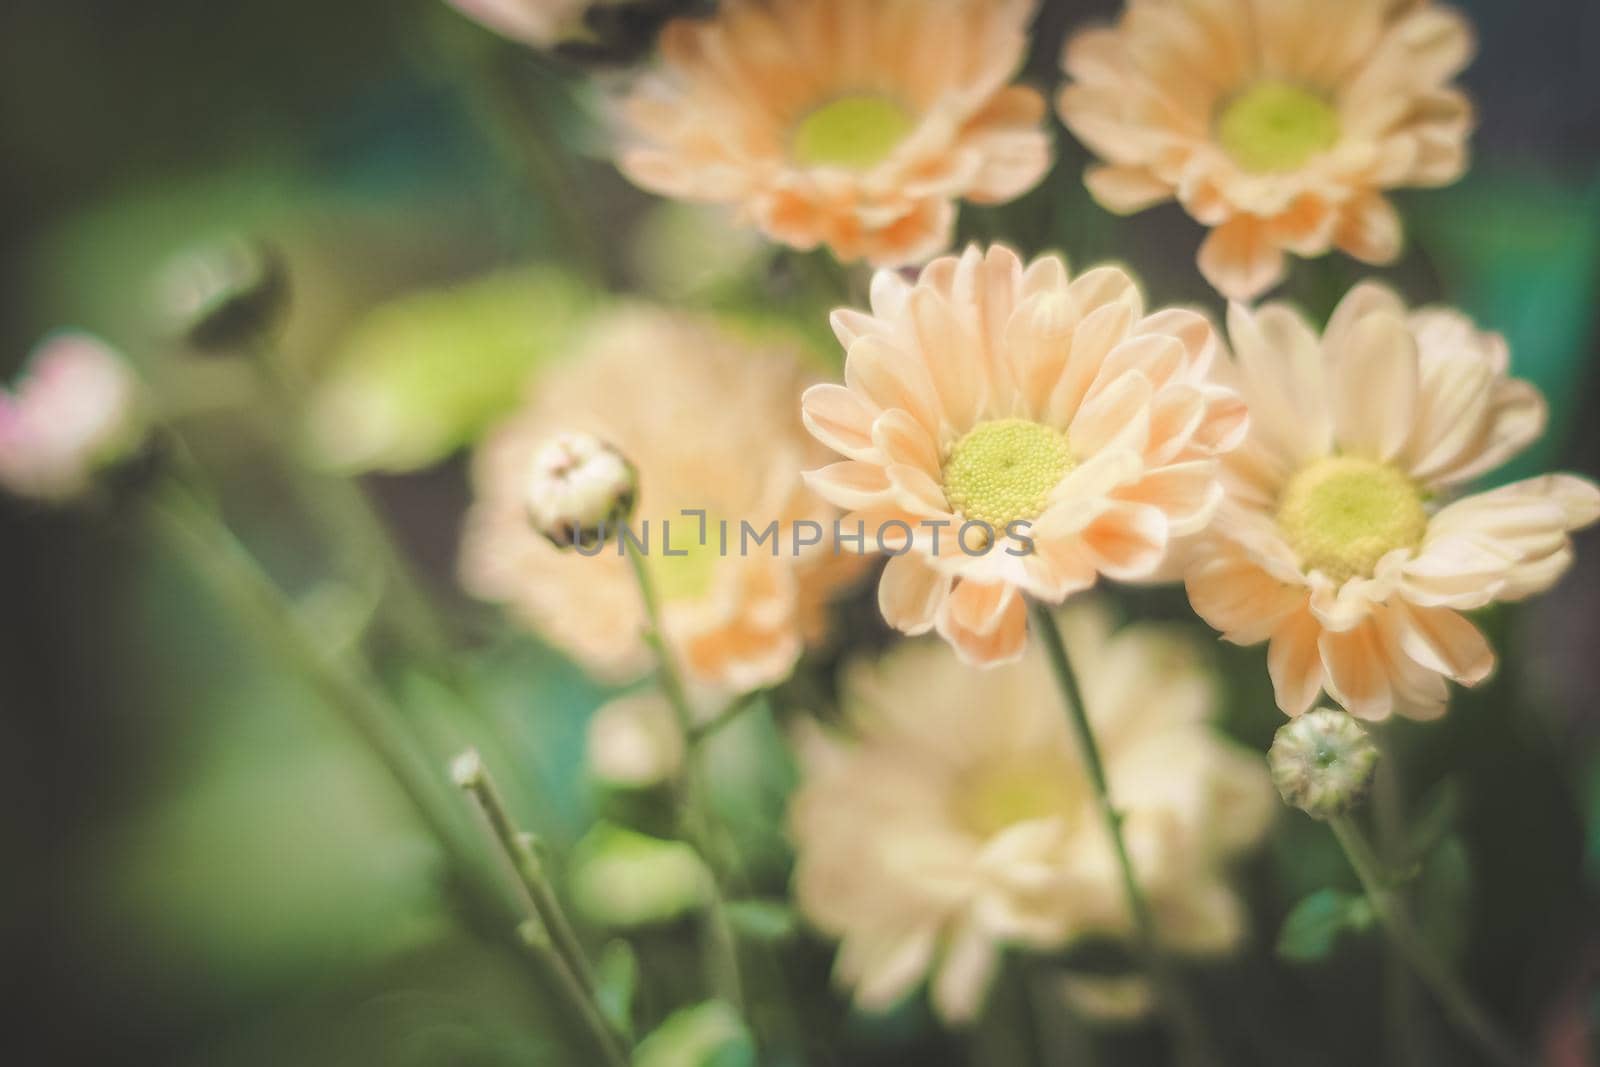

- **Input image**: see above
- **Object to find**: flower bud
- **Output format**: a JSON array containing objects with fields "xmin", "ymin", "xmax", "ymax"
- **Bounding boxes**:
[
  {"xmin": 587, "ymin": 692, "xmax": 684, "ymax": 789},
  {"xmin": 1268, "ymin": 708, "xmax": 1379, "ymax": 820},
  {"xmin": 157, "ymin": 235, "xmax": 288, "ymax": 352},
  {"xmin": 0, "ymin": 333, "xmax": 146, "ymax": 503},
  {"xmin": 525, "ymin": 432, "xmax": 636, "ymax": 549}
]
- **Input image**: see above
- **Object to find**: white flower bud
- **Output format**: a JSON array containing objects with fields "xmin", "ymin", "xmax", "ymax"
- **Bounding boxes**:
[
  {"xmin": 0, "ymin": 334, "xmax": 145, "ymax": 503},
  {"xmin": 1268, "ymin": 708, "xmax": 1380, "ymax": 820},
  {"xmin": 587, "ymin": 692, "xmax": 684, "ymax": 789},
  {"xmin": 525, "ymin": 432, "xmax": 636, "ymax": 549}
]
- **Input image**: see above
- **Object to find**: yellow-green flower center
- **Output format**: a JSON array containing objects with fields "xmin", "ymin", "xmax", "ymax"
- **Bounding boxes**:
[
  {"xmin": 649, "ymin": 521, "xmax": 722, "ymax": 602},
  {"xmin": 1276, "ymin": 456, "xmax": 1428, "ymax": 583},
  {"xmin": 957, "ymin": 758, "xmax": 1081, "ymax": 838},
  {"xmin": 942, "ymin": 418, "xmax": 1075, "ymax": 531},
  {"xmin": 791, "ymin": 94, "xmax": 915, "ymax": 170},
  {"xmin": 1216, "ymin": 81, "xmax": 1340, "ymax": 173}
]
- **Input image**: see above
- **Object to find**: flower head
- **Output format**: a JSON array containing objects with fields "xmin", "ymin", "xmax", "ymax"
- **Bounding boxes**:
[
  {"xmin": 789, "ymin": 602, "xmax": 1275, "ymax": 1022},
  {"xmin": 1185, "ymin": 284, "xmax": 1600, "ymax": 720},
  {"xmin": 525, "ymin": 432, "xmax": 638, "ymax": 549},
  {"xmin": 0, "ymin": 334, "xmax": 144, "ymax": 503},
  {"xmin": 1268, "ymin": 708, "xmax": 1379, "ymax": 819},
  {"xmin": 616, "ymin": 0, "xmax": 1053, "ymax": 266},
  {"xmin": 461, "ymin": 307, "xmax": 860, "ymax": 696},
  {"xmin": 801, "ymin": 244, "xmax": 1247, "ymax": 667},
  {"xmin": 1057, "ymin": 0, "xmax": 1476, "ymax": 300}
]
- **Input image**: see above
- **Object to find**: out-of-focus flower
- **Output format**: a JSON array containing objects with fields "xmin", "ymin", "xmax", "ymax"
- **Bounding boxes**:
[
  {"xmin": 801, "ymin": 244, "xmax": 1247, "ymax": 667},
  {"xmin": 567, "ymin": 822, "xmax": 710, "ymax": 928},
  {"xmin": 525, "ymin": 432, "xmax": 638, "ymax": 549},
  {"xmin": 587, "ymin": 691, "xmax": 684, "ymax": 788},
  {"xmin": 306, "ymin": 268, "xmax": 594, "ymax": 474},
  {"xmin": 156, "ymin": 235, "xmax": 288, "ymax": 352},
  {"xmin": 1185, "ymin": 284, "xmax": 1600, "ymax": 720},
  {"xmin": 789, "ymin": 602, "xmax": 1275, "ymax": 1023},
  {"xmin": 461, "ymin": 307, "xmax": 861, "ymax": 698},
  {"xmin": 0, "ymin": 334, "xmax": 144, "ymax": 503},
  {"xmin": 1057, "ymin": 0, "xmax": 1476, "ymax": 300},
  {"xmin": 1269, "ymin": 708, "xmax": 1379, "ymax": 819},
  {"xmin": 443, "ymin": 0, "xmax": 589, "ymax": 48},
  {"xmin": 615, "ymin": 0, "xmax": 1053, "ymax": 267},
  {"xmin": 445, "ymin": 0, "xmax": 704, "ymax": 61}
]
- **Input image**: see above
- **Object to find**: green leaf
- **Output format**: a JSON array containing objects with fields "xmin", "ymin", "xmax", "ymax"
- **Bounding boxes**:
[
  {"xmin": 633, "ymin": 1001, "xmax": 755, "ymax": 1067},
  {"xmin": 595, "ymin": 940, "xmax": 639, "ymax": 1037},
  {"xmin": 723, "ymin": 899, "xmax": 800, "ymax": 944},
  {"xmin": 1276, "ymin": 889, "xmax": 1375, "ymax": 963}
]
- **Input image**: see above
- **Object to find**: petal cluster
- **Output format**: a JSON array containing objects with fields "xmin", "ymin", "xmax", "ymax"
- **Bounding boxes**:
[
  {"xmin": 617, "ymin": 0, "xmax": 1053, "ymax": 266},
  {"xmin": 1058, "ymin": 0, "xmax": 1476, "ymax": 299},
  {"xmin": 461, "ymin": 308, "xmax": 860, "ymax": 697},
  {"xmin": 802, "ymin": 244, "xmax": 1247, "ymax": 666},
  {"xmin": 1186, "ymin": 284, "xmax": 1600, "ymax": 720},
  {"xmin": 789, "ymin": 602, "xmax": 1274, "ymax": 1022}
]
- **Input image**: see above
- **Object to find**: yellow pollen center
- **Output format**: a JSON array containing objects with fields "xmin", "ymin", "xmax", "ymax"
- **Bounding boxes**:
[
  {"xmin": 1216, "ymin": 81, "xmax": 1340, "ymax": 173},
  {"xmin": 957, "ymin": 758, "xmax": 1080, "ymax": 838},
  {"xmin": 1276, "ymin": 456, "xmax": 1428, "ymax": 583},
  {"xmin": 791, "ymin": 94, "xmax": 915, "ymax": 170},
  {"xmin": 942, "ymin": 418, "xmax": 1074, "ymax": 531}
]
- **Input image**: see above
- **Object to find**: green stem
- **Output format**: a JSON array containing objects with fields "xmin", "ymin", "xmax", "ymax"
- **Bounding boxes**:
[
  {"xmin": 1328, "ymin": 817, "xmax": 1530, "ymax": 1067},
  {"xmin": 621, "ymin": 538, "xmax": 748, "ymax": 1015},
  {"xmin": 1370, "ymin": 729, "xmax": 1428, "ymax": 1067},
  {"xmin": 455, "ymin": 751, "xmax": 632, "ymax": 1065},
  {"xmin": 1028, "ymin": 603, "xmax": 1216, "ymax": 1067}
]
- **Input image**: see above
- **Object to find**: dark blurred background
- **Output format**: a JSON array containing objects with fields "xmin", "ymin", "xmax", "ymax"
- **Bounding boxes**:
[{"xmin": 3, "ymin": 0, "xmax": 1599, "ymax": 1064}]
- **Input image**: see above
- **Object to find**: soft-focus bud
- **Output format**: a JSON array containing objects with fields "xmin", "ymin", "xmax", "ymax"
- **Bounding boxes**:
[
  {"xmin": 445, "ymin": 0, "xmax": 706, "ymax": 63},
  {"xmin": 158, "ymin": 235, "xmax": 288, "ymax": 352},
  {"xmin": 587, "ymin": 692, "xmax": 684, "ymax": 789},
  {"xmin": 526, "ymin": 432, "xmax": 637, "ymax": 549},
  {"xmin": 0, "ymin": 333, "xmax": 145, "ymax": 503},
  {"xmin": 1268, "ymin": 708, "xmax": 1379, "ymax": 820},
  {"xmin": 567, "ymin": 822, "xmax": 709, "ymax": 928}
]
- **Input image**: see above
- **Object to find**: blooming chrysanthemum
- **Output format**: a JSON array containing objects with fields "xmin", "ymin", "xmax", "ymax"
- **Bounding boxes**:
[
  {"xmin": 1186, "ymin": 284, "xmax": 1600, "ymax": 720},
  {"xmin": 461, "ymin": 308, "xmax": 860, "ymax": 697},
  {"xmin": 801, "ymin": 244, "xmax": 1247, "ymax": 667},
  {"xmin": 0, "ymin": 333, "xmax": 143, "ymax": 502},
  {"xmin": 789, "ymin": 602, "xmax": 1275, "ymax": 1022},
  {"xmin": 1057, "ymin": 0, "xmax": 1476, "ymax": 300},
  {"xmin": 615, "ymin": 0, "xmax": 1053, "ymax": 266}
]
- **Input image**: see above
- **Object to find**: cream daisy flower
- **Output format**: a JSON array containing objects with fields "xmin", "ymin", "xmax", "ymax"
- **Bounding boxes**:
[
  {"xmin": 801, "ymin": 244, "xmax": 1247, "ymax": 667},
  {"xmin": 615, "ymin": 0, "xmax": 1053, "ymax": 267},
  {"xmin": 461, "ymin": 308, "xmax": 859, "ymax": 696},
  {"xmin": 1057, "ymin": 0, "xmax": 1476, "ymax": 300},
  {"xmin": 1186, "ymin": 284, "xmax": 1600, "ymax": 720},
  {"xmin": 789, "ymin": 602, "xmax": 1275, "ymax": 1023}
]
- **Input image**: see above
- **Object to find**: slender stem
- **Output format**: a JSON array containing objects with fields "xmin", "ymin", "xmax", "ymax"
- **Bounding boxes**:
[
  {"xmin": 147, "ymin": 481, "xmax": 475, "ymax": 868},
  {"xmin": 1370, "ymin": 728, "xmax": 1428, "ymax": 1067},
  {"xmin": 1028, "ymin": 603, "xmax": 1216, "ymax": 1067},
  {"xmin": 453, "ymin": 750, "xmax": 602, "ymax": 1000},
  {"xmin": 454, "ymin": 751, "xmax": 631, "ymax": 1066},
  {"xmin": 514, "ymin": 919, "xmax": 631, "ymax": 1067},
  {"xmin": 621, "ymin": 538, "xmax": 748, "ymax": 1014},
  {"xmin": 688, "ymin": 690, "xmax": 766, "ymax": 747},
  {"xmin": 1328, "ymin": 817, "xmax": 1530, "ymax": 1067}
]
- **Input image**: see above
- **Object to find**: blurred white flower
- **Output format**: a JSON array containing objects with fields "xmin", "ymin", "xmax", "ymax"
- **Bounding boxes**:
[
  {"xmin": 444, "ymin": 0, "xmax": 589, "ymax": 48},
  {"xmin": 586, "ymin": 691, "xmax": 684, "ymax": 789},
  {"xmin": 789, "ymin": 601, "xmax": 1274, "ymax": 1023},
  {"xmin": 0, "ymin": 333, "xmax": 143, "ymax": 502}
]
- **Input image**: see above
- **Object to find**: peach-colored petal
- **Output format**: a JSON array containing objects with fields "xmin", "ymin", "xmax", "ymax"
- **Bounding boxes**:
[
  {"xmin": 879, "ymin": 553, "xmax": 952, "ymax": 636},
  {"xmin": 937, "ymin": 580, "xmax": 1029, "ymax": 666},
  {"xmin": 1198, "ymin": 218, "xmax": 1286, "ymax": 302},
  {"xmin": 1331, "ymin": 311, "xmax": 1417, "ymax": 463},
  {"xmin": 1268, "ymin": 606, "xmax": 1326, "ymax": 716}
]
